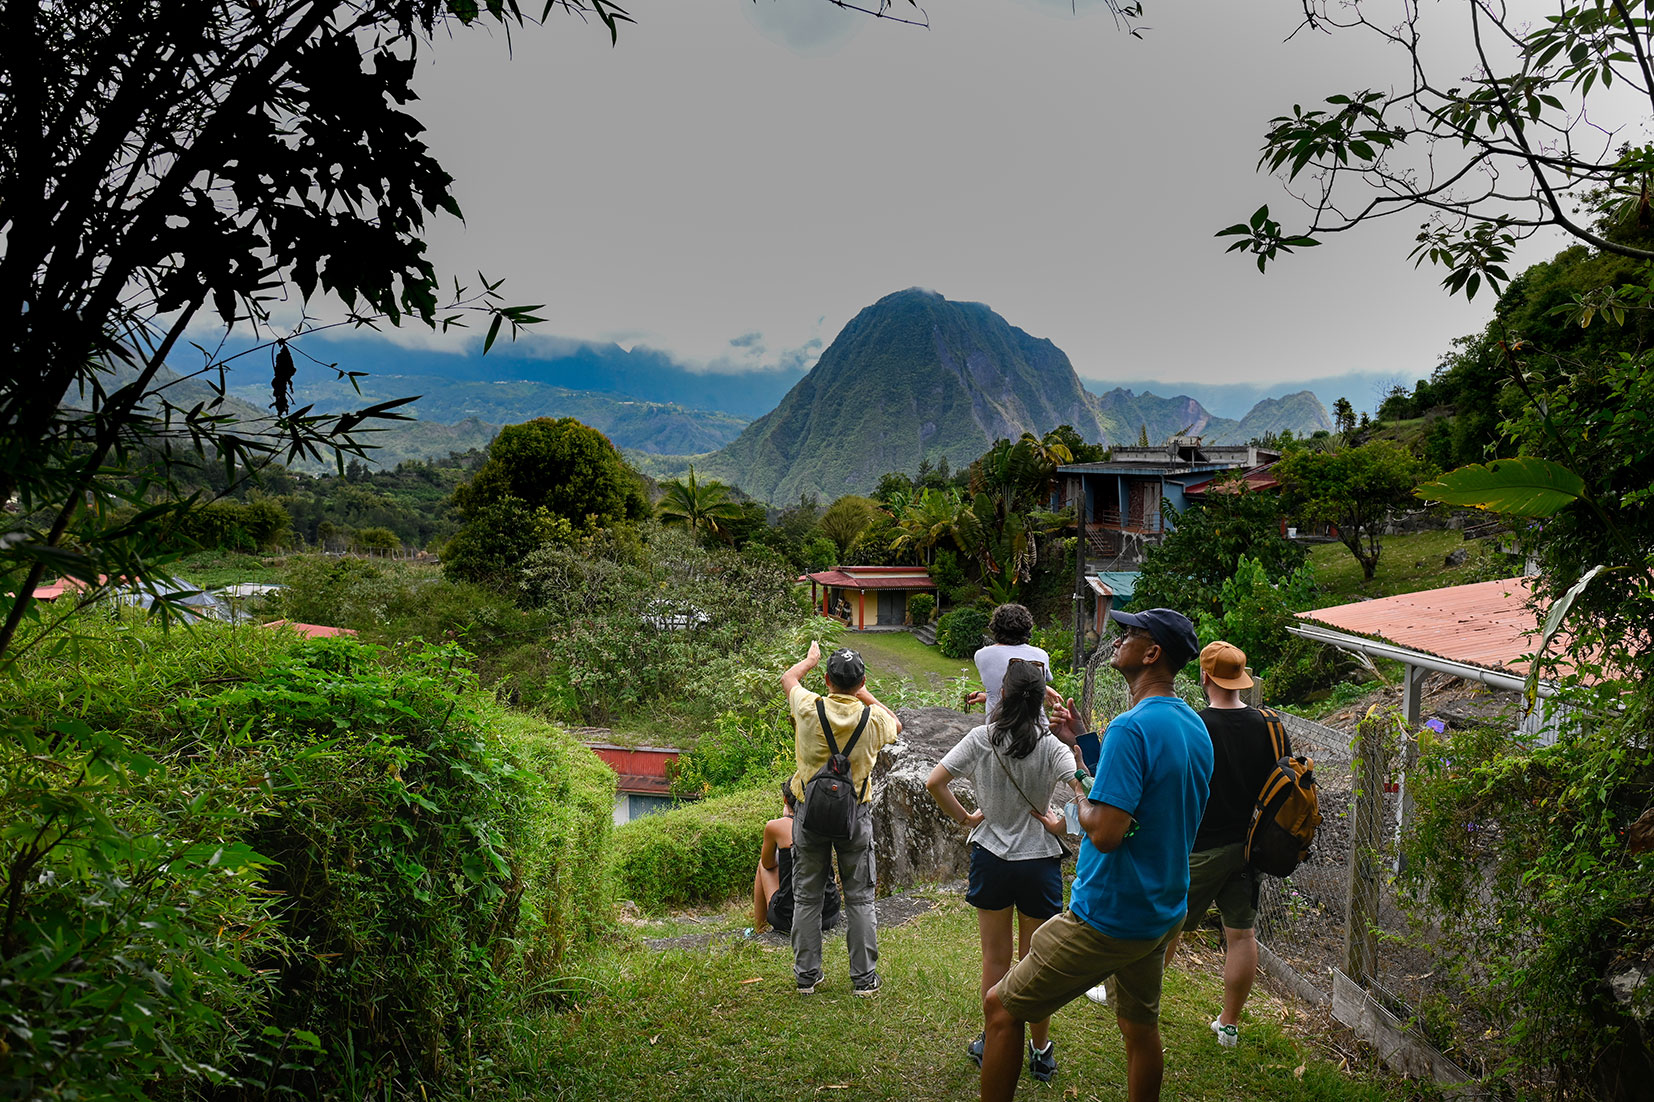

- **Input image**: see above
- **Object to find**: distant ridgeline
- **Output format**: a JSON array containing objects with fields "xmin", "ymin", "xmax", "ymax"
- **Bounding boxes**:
[
  {"xmin": 666, "ymin": 289, "xmax": 1331, "ymax": 503},
  {"xmin": 162, "ymin": 290, "xmax": 1328, "ymax": 488}
]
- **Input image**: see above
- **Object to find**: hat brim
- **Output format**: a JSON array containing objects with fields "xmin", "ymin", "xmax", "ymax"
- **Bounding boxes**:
[
  {"xmin": 1205, "ymin": 670, "xmax": 1255, "ymax": 690},
  {"xmin": 1108, "ymin": 609, "xmax": 1196, "ymax": 667}
]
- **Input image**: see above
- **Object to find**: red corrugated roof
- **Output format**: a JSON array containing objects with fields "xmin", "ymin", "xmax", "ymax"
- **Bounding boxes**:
[
  {"xmin": 805, "ymin": 570, "xmax": 936, "ymax": 590},
  {"xmin": 614, "ymin": 773, "xmax": 675, "ymax": 797},
  {"xmin": 1185, "ymin": 465, "xmax": 1280, "ymax": 496},
  {"xmin": 1296, "ymin": 577, "xmax": 1540, "ymax": 675},
  {"xmin": 261, "ymin": 620, "xmax": 359, "ymax": 638}
]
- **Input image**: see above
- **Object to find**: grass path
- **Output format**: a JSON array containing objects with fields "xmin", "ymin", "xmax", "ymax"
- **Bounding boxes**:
[
  {"xmin": 510, "ymin": 892, "xmax": 1406, "ymax": 1102},
  {"xmin": 849, "ymin": 630, "xmax": 976, "ymax": 695}
]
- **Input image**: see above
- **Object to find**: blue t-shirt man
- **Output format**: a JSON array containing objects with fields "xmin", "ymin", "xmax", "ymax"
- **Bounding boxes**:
[{"xmin": 1070, "ymin": 694, "xmax": 1213, "ymax": 939}]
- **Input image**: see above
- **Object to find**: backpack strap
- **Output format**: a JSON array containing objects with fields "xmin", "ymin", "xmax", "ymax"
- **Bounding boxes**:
[
  {"xmin": 1259, "ymin": 705, "xmax": 1291, "ymax": 761},
  {"xmin": 815, "ymin": 699, "xmax": 841, "ymax": 756},
  {"xmin": 816, "ymin": 699, "xmax": 872, "ymax": 796}
]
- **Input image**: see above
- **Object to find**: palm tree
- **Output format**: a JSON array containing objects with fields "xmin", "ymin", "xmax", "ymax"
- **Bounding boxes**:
[
  {"xmin": 889, "ymin": 488, "xmax": 978, "ymax": 565},
  {"xmin": 656, "ymin": 466, "xmax": 742, "ymax": 543}
]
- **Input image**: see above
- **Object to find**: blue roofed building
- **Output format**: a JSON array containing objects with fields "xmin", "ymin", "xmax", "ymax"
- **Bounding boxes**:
[{"xmin": 1060, "ymin": 437, "xmax": 1278, "ymax": 647}]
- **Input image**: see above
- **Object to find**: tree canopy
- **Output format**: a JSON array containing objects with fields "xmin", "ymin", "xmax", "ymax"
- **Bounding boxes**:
[
  {"xmin": 0, "ymin": 1, "xmax": 625, "ymax": 667},
  {"xmin": 656, "ymin": 465, "xmax": 743, "ymax": 543},
  {"xmin": 444, "ymin": 417, "xmax": 647, "ymax": 586},
  {"xmin": 1135, "ymin": 478, "xmax": 1305, "ymax": 623},
  {"xmin": 1275, "ymin": 439, "xmax": 1434, "ymax": 581},
  {"xmin": 1219, "ymin": 0, "xmax": 1654, "ymax": 302}
]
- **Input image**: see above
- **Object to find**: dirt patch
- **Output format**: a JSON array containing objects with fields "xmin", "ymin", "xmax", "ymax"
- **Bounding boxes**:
[{"xmin": 642, "ymin": 888, "xmax": 947, "ymax": 952}]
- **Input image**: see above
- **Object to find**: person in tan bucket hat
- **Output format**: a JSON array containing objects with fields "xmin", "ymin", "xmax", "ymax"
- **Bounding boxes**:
[{"xmin": 1162, "ymin": 640, "xmax": 1289, "ymax": 1048}]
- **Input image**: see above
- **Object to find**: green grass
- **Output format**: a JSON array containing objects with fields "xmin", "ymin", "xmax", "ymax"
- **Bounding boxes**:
[
  {"xmin": 850, "ymin": 629, "xmax": 976, "ymax": 692},
  {"xmin": 1306, "ymin": 530, "xmax": 1516, "ymax": 605},
  {"xmin": 502, "ymin": 892, "xmax": 1410, "ymax": 1101},
  {"xmin": 162, "ymin": 549, "xmax": 287, "ymax": 588}
]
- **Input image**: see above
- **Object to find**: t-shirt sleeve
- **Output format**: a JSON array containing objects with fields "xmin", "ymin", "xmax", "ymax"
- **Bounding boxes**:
[
  {"xmin": 787, "ymin": 683, "xmax": 819, "ymax": 721},
  {"xmin": 875, "ymin": 707, "xmax": 900, "ymax": 749},
  {"xmin": 939, "ymin": 727, "xmax": 986, "ymax": 780},
  {"xmin": 1044, "ymin": 737, "xmax": 1074, "ymax": 786},
  {"xmin": 1093, "ymin": 721, "xmax": 1147, "ymax": 816}
]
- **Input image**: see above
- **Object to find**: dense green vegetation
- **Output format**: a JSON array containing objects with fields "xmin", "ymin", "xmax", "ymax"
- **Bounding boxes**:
[{"xmin": 1, "ymin": 621, "xmax": 613, "ymax": 1098}]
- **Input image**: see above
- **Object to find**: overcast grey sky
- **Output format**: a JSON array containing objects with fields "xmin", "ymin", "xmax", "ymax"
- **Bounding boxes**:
[{"xmin": 366, "ymin": 0, "xmax": 1589, "ymax": 400}]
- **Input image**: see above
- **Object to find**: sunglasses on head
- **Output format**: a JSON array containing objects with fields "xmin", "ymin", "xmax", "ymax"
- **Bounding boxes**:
[{"xmin": 1008, "ymin": 656, "xmax": 1046, "ymax": 669}]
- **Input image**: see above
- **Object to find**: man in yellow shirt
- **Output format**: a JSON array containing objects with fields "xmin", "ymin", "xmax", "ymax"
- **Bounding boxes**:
[{"xmin": 782, "ymin": 641, "xmax": 903, "ymax": 995}]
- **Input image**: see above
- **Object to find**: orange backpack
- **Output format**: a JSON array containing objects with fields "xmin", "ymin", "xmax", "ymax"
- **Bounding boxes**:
[{"xmin": 1244, "ymin": 707, "xmax": 1322, "ymax": 877}]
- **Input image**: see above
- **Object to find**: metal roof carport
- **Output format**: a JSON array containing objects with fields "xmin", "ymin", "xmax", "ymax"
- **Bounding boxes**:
[{"xmin": 1289, "ymin": 576, "xmax": 1560, "ymax": 736}]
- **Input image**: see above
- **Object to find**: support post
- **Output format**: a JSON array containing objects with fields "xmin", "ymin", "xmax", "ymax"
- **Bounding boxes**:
[
  {"xmin": 1401, "ymin": 662, "xmax": 1427, "ymax": 726},
  {"xmin": 1241, "ymin": 666, "xmax": 1261, "ymax": 708},
  {"xmin": 1343, "ymin": 710, "xmax": 1383, "ymax": 985}
]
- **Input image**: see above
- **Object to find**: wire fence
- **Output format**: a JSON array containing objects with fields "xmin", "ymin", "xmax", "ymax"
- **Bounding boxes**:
[{"xmin": 1076, "ymin": 646, "xmax": 1489, "ymax": 1088}]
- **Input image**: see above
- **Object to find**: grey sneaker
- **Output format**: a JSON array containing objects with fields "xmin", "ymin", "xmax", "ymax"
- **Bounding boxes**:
[
  {"xmin": 852, "ymin": 972, "xmax": 881, "ymax": 997},
  {"xmin": 1028, "ymin": 1040, "xmax": 1057, "ymax": 1082},
  {"xmin": 796, "ymin": 975, "xmax": 819, "ymax": 995},
  {"xmin": 1210, "ymin": 1018, "xmax": 1238, "ymax": 1047},
  {"xmin": 967, "ymin": 1032, "xmax": 984, "ymax": 1067}
]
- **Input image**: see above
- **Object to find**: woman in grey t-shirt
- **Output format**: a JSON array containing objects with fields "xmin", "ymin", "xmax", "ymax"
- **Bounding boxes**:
[{"xmin": 926, "ymin": 658, "xmax": 1075, "ymax": 1081}]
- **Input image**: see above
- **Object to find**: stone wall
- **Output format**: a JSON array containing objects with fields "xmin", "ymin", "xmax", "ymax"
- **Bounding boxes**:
[{"xmin": 868, "ymin": 706, "xmax": 1076, "ymax": 894}]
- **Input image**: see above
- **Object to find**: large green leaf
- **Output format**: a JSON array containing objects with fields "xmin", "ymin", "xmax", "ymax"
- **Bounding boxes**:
[
  {"xmin": 1414, "ymin": 456, "xmax": 1584, "ymax": 516},
  {"xmin": 1526, "ymin": 564, "xmax": 1607, "ymax": 714}
]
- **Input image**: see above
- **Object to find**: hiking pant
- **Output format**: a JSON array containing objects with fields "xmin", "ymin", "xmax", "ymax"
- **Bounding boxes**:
[{"xmin": 792, "ymin": 802, "xmax": 877, "ymax": 987}]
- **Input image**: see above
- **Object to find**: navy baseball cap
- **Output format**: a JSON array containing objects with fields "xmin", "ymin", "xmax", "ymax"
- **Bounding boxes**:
[{"xmin": 1109, "ymin": 608, "xmax": 1199, "ymax": 669}]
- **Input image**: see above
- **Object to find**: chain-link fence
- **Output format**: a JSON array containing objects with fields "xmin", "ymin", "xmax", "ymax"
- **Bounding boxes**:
[{"xmin": 1249, "ymin": 712, "xmax": 1356, "ymax": 1005}]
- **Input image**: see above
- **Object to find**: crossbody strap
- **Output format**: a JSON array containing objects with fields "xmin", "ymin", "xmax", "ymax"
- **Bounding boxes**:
[
  {"xmin": 989, "ymin": 731, "xmax": 1047, "ymax": 815},
  {"xmin": 989, "ymin": 729, "xmax": 1074, "ymax": 858}
]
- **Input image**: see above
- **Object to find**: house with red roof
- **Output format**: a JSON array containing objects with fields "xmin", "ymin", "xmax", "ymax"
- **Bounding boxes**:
[{"xmin": 802, "ymin": 566, "xmax": 936, "ymax": 631}]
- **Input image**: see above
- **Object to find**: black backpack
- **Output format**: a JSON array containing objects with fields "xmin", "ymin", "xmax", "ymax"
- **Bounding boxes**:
[
  {"xmin": 797, "ymin": 699, "xmax": 869, "ymax": 840},
  {"xmin": 1244, "ymin": 707, "xmax": 1323, "ymax": 877}
]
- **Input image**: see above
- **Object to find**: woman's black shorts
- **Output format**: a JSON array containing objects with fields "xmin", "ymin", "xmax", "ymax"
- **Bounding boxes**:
[{"xmin": 966, "ymin": 844, "xmax": 1063, "ymax": 919}]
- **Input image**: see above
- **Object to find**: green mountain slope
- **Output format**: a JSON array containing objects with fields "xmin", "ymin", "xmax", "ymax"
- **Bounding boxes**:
[
  {"xmin": 1093, "ymin": 388, "xmax": 1239, "ymax": 443},
  {"xmin": 697, "ymin": 289, "xmax": 1123, "ymax": 502},
  {"xmin": 1225, "ymin": 390, "xmax": 1333, "ymax": 442},
  {"xmin": 225, "ymin": 374, "xmax": 746, "ymax": 456}
]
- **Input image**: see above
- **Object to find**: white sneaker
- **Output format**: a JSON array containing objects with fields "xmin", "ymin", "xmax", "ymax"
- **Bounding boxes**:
[
  {"xmin": 1084, "ymin": 983, "xmax": 1107, "ymax": 1004},
  {"xmin": 1210, "ymin": 1018, "xmax": 1238, "ymax": 1048}
]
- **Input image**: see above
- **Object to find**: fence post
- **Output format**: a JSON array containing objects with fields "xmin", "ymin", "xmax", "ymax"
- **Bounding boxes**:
[
  {"xmin": 1343, "ymin": 709, "xmax": 1384, "ymax": 984},
  {"xmin": 1241, "ymin": 666, "xmax": 1261, "ymax": 708}
]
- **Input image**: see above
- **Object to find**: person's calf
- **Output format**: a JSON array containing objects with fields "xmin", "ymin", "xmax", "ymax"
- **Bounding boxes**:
[
  {"xmin": 1219, "ymin": 925, "xmax": 1259, "ymax": 1026},
  {"xmin": 979, "ymin": 988, "xmax": 1025, "ymax": 1102},
  {"xmin": 1117, "ymin": 1015, "xmax": 1164, "ymax": 1102}
]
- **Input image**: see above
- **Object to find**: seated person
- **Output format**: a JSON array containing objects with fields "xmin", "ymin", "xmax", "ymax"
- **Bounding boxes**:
[{"xmin": 753, "ymin": 783, "xmax": 841, "ymax": 935}]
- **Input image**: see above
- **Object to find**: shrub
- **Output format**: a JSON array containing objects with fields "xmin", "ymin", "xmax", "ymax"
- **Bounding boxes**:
[
  {"xmin": 1, "ymin": 623, "xmax": 615, "ymax": 1098},
  {"xmin": 610, "ymin": 785, "xmax": 777, "ymax": 912},
  {"xmin": 907, "ymin": 592, "xmax": 936, "ymax": 624},
  {"xmin": 937, "ymin": 606, "xmax": 990, "ymax": 659},
  {"xmin": 351, "ymin": 525, "xmax": 402, "ymax": 553},
  {"xmin": 672, "ymin": 710, "xmax": 794, "ymax": 798}
]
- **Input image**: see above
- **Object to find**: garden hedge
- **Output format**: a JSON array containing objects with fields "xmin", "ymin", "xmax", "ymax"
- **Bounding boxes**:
[{"xmin": 609, "ymin": 784, "xmax": 777, "ymax": 912}]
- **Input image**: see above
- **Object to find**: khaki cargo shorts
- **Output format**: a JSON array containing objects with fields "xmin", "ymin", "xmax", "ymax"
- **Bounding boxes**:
[
  {"xmin": 995, "ymin": 909, "xmax": 1180, "ymax": 1025},
  {"xmin": 1185, "ymin": 843, "xmax": 1259, "ymax": 931}
]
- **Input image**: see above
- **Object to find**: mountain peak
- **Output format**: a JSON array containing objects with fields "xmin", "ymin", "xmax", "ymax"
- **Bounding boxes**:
[{"xmin": 699, "ymin": 291, "xmax": 1116, "ymax": 502}]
